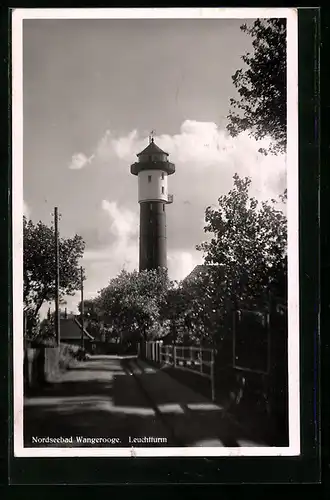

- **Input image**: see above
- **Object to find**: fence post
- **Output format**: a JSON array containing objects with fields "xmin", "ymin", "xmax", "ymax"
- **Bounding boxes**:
[
  {"xmin": 200, "ymin": 347, "xmax": 203, "ymax": 374},
  {"xmin": 232, "ymin": 309, "xmax": 236, "ymax": 368},
  {"xmin": 267, "ymin": 311, "xmax": 271, "ymax": 375},
  {"xmin": 211, "ymin": 349, "xmax": 215, "ymax": 402}
]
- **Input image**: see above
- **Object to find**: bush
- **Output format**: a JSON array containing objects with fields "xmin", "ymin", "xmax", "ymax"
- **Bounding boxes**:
[
  {"xmin": 73, "ymin": 347, "xmax": 87, "ymax": 361},
  {"xmin": 58, "ymin": 344, "xmax": 72, "ymax": 370},
  {"xmin": 57, "ymin": 343, "xmax": 86, "ymax": 370}
]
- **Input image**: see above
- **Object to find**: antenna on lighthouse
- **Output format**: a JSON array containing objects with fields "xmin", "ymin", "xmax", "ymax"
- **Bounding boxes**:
[{"xmin": 149, "ymin": 130, "xmax": 155, "ymax": 143}]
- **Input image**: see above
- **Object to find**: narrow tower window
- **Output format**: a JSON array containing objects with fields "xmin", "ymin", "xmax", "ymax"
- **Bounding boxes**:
[
  {"xmin": 161, "ymin": 172, "xmax": 165, "ymax": 180},
  {"xmin": 163, "ymin": 204, "xmax": 165, "ymax": 212},
  {"xmin": 148, "ymin": 175, "xmax": 152, "ymax": 183},
  {"xmin": 161, "ymin": 186, "xmax": 165, "ymax": 194}
]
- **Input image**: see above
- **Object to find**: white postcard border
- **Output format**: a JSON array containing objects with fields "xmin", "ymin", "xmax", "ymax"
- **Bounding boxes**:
[{"xmin": 12, "ymin": 7, "xmax": 299, "ymax": 458}]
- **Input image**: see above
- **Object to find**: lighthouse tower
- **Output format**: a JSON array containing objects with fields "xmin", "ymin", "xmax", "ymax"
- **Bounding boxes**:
[{"xmin": 130, "ymin": 135, "xmax": 175, "ymax": 271}]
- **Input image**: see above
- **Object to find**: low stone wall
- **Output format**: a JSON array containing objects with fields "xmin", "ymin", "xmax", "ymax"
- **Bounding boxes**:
[
  {"xmin": 24, "ymin": 343, "xmax": 78, "ymax": 392},
  {"xmin": 24, "ymin": 346, "xmax": 59, "ymax": 390}
]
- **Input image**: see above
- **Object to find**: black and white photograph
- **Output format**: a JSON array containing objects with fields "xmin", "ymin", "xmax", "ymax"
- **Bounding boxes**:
[{"xmin": 12, "ymin": 8, "xmax": 299, "ymax": 457}]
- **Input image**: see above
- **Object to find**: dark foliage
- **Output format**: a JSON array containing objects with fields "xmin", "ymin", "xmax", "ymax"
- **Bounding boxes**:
[{"xmin": 227, "ymin": 19, "xmax": 287, "ymax": 155}]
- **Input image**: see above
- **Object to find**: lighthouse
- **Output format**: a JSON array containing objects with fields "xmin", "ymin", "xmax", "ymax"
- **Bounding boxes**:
[{"xmin": 130, "ymin": 135, "xmax": 175, "ymax": 271}]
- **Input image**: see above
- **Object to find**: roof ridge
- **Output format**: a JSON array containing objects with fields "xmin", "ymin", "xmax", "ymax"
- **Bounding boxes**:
[
  {"xmin": 137, "ymin": 140, "xmax": 169, "ymax": 157},
  {"xmin": 73, "ymin": 317, "xmax": 95, "ymax": 340}
]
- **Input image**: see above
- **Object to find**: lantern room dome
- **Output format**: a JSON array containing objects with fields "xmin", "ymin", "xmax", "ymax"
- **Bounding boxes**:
[
  {"xmin": 131, "ymin": 138, "xmax": 175, "ymax": 176},
  {"xmin": 136, "ymin": 138, "xmax": 169, "ymax": 158}
]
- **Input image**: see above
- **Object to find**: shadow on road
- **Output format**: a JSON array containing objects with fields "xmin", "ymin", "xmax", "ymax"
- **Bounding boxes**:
[
  {"xmin": 24, "ymin": 356, "xmax": 286, "ymax": 448},
  {"xmin": 142, "ymin": 361, "xmax": 289, "ymax": 447},
  {"xmin": 24, "ymin": 356, "xmax": 171, "ymax": 447}
]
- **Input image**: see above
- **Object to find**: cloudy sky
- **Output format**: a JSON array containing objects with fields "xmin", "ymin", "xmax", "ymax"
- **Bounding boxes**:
[{"xmin": 23, "ymin": 17, "xmax": 287, "ymax": 314}]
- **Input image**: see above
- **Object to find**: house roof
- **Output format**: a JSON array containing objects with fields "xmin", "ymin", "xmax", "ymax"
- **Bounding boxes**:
[
  {"xmin": 182, "ymin": 264, "xmax": 224, "ymax": 284},
  {"xmin": 137, "ymin": 139, "xmax": 169, "ymax": 157},
  {"xmin": 182, "ymin": 265, "xmax": 210, "ymax": 283},
  {"xmin": 59, "ymin": 317, "xmax": 94, "ymax": 341}
]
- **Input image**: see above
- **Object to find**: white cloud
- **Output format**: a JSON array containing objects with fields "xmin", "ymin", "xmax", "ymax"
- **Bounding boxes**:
[
  {"xmin": 92, "ymin": 120, "xmax": 286, "ymax": 202},
  {"xmin": 69, "ymin": 152, "xmax": 95, "ymax": 170},
  {"xmin": 69, "ymin": 129, "xmax": 139, "ymax": 170},
  {"xmin": 71, "ymin": 119, "xmax": 286, "ymax": 202},
  {"xmin": 65, "ymin": 120, "xmax": 287, "ymax": 307},
  {"xmin": 111, "ymin": 130, "xmax": 138, "ymax": 160},
  {"xmin": 82, "ymin": 200, "xmax": 139, "ymax": 288},
  {"xmin": 167, "ymin": 250, "xmax": 203, "ymax": 282},
  {"xmin": 101, "ymin": 200, "xmax": 138, "ymax": 241}
]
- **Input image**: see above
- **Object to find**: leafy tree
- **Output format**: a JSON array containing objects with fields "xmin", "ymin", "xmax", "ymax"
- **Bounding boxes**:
[
  {"xmin": 23, "ymin": 216, "xmax": 85, "ymax": 334},
  {"xmin": 77, "ymin": 298, "xmax": 105, "ymax": 340},
  {"xmin": 164, "ymin": 275, "xmax": 218, "ymax": 347},
  {"xmin": 78, "ymin": 299, "xmax": 98, "ymax": 320},
  {"xmin": 227, "ymin": 19, "xmax": 287, "ymax": 155},
  {"xmin": 24, "ymin": 308, "xmax": 41, "ymax": 340},
  {"xmin": 97, "ymin": 268, "xmax": 170, "ymax": 343},
  {"xmin": 196, "ymin": 173, "xmax": 287, "ymax": 344},
  {"xmin": 163, "ymin": 172, "xmax": 287, "ymax": 350},
  {"xmin": 39, "ymin": 313, "xmax": 56, "ymax": 341}
]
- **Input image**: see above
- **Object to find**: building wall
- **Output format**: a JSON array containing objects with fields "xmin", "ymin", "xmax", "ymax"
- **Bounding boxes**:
[
  {"xmin": 139, "ymin": 201, "xmax": 167, "ymax": 270},
  {"xmin": 138, "ymin": 169, "xmax": 168, "ymax": 203}
]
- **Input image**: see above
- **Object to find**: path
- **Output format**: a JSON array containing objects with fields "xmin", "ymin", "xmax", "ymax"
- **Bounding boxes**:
[{"xmin": 24, "ymin": 355, "xmax": 267, "ymax": 448}]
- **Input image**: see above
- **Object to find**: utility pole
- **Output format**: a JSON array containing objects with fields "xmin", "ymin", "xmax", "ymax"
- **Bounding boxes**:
[
  {"xmin": 81, "ymin": 266, "xmax": 84, "ymax": 350},
  {"xmin": 54, "ymin": 207, "xmax": 60, "ymax": 346}
]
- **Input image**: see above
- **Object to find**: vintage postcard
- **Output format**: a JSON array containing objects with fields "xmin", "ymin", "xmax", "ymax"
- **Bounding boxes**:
[{"xmin": 12, "ymin": 7, "xmax": 299, "ymax": 458}]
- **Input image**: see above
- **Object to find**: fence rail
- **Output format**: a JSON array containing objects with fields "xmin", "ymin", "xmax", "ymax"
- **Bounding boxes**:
[{"xmin": 143, "ymin": 341, "xmax": 215, "ymax": 401}]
